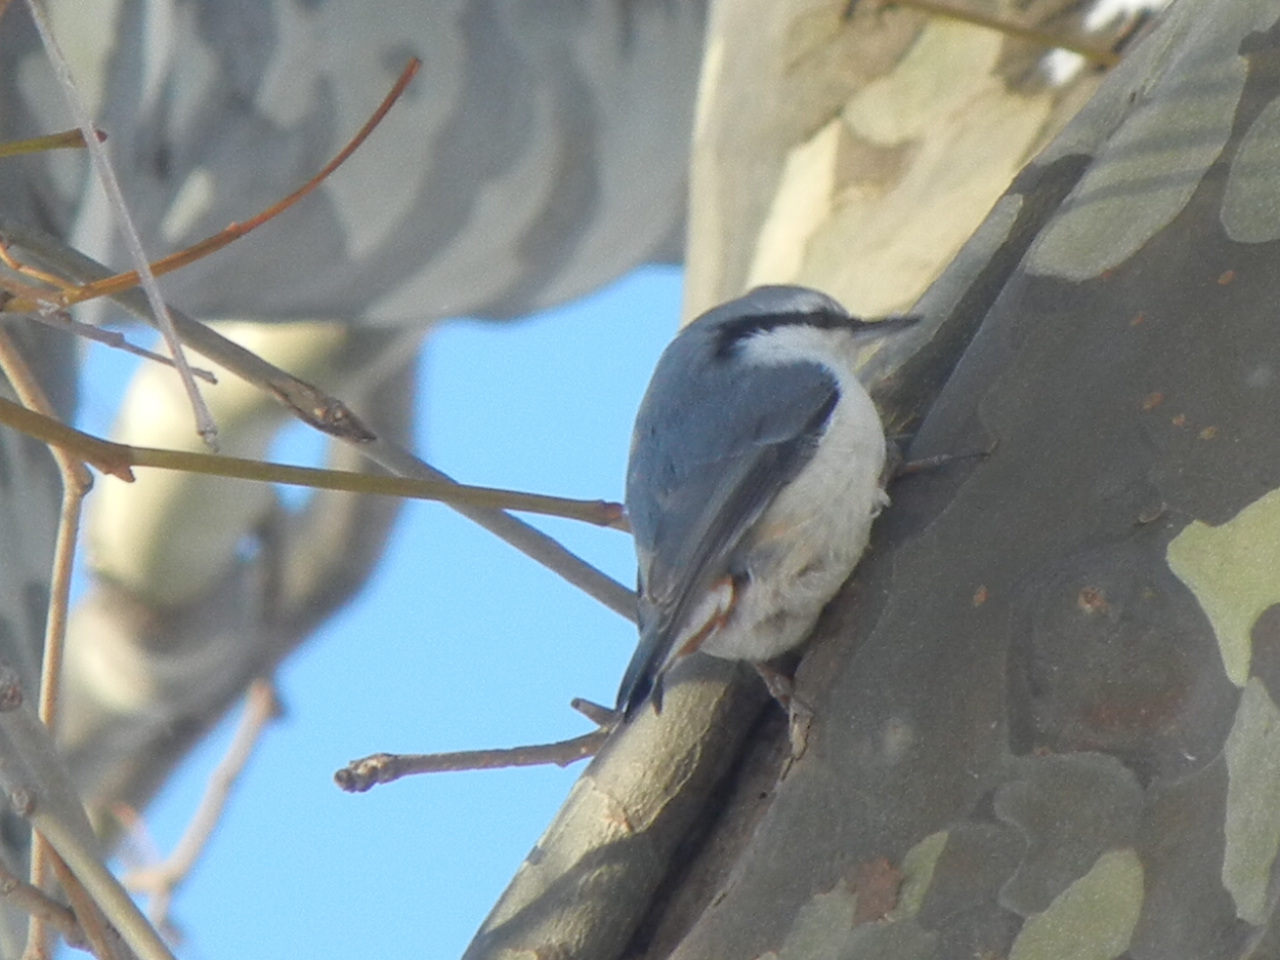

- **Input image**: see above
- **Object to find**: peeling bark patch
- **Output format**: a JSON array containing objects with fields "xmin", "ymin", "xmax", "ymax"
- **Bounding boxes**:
[
  {"xmin": 1167, "ymin": 488, "xmax": 1280, "ymax": 686},
  {"xmin": 780, "ymin": 878, "xmax": 857, "ymax": 959},
  {"xmin": 1222, "ymin": 678, "xmax": 1280, "ymax": 924},
  {"xmin": 851, "ymin": 858, "xmax": 904, "ymax": 924},
  {"xmin": 1249, "ymin": 605, "xmax": 1280, "ymax": 704},
  {"xmin": 1222, "ymin": 95, "xmax": 1280, "ymax": 241},
  {"xmin": 891, "ymin": 830, "xmax": 948, "ymax": 920},
  {"xmin": 805, "ymin": 17, "xmax": 1050, "ymax": 316},
  {"xmin": 1025, "ymin": 22, "xmax": 1249, "ymax": 281},
  {"xmin": 1128, "ymin": 756, "xmax": 1244, "ymax": 959},
  {"xmin": 1007, "ymin": 848, "xmax": 1143, "ymax": 960},
  {"xmin": 913, "ymin": 823, "xmax": 1025, "ymax": 935},
  {"xmin": 773, "ymin": 872, "xmax": 940, "ymax": 960},
  {"xmin": 994, "ymin": 754, "xmax": 1142, "ymax": 916}
]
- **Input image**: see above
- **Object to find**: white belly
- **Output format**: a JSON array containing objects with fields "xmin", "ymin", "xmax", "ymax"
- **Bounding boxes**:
[{"xmin": 698, "ymin": 382, "xmax": 888, "ymax": 662}]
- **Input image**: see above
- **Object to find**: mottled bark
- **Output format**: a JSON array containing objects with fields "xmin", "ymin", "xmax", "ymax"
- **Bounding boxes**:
[{"xmin": 472, "ymin": 1, "xmax": 1280, "ymax": 958}]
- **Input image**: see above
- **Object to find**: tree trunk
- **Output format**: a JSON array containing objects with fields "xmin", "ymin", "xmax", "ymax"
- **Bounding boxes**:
[{"xmin": 468, "ymin": 1, "xmax": 1280, "ymax": 957}]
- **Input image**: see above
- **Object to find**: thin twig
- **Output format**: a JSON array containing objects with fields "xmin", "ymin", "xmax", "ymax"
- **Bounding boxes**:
[
  {"xmin": 11, "ymin": 767, "xmax": 177, "ymax": 960},
  {"xmin": 67, "ymin": 62, "xmax": 421, "ymax": 306},
  {"xmin": 0, "ymin": 219, "xmax": 639, "ymax": 620},
  {"xmin": 0, "ymin": 395, "xmax": 628, "ymax": 527},
  {"xmin": 0, "ymin": 331, "xmax": 94, "ymax": 960},
  {"xmin": 22, "ymin": 310, "xmax": 217, "ymax": 382},
  {"xmin": 44, "ymin": 853, "xmax": 127, "ymax": 960},
  {"xmin": 0, "ymin": 237, "xmax": 73, "ymax": 288},
  {"xmin": 0, "ymin": 857, "xmax": 83, "ymax": 952},
  {"xmin": 0, "ymin": 676, "xmax": 173, "ymax": 960},
  {"xmin": 121, "ymin": 445, "xmax": 629, "ymax": 528},
  {"xmin": 0, "ymin": 127, "xmax": 103, "ymax": 159},
  {"xmin": 334, "ymin": 730, "xmax": 609, "ymax": 793},
  {"xmin": 32, "ymin": 812, "xmax": 172, "ymax": 960},
  {"xmin": 2, "ymin": 239, "xmax": 212, "ymax": 379},
  {"xmin": 0, "ymin": 396, "xmax": 130, "ymax": 479},
  {"xmin": 0, "ymin": 339, "xmax": 93, "ymax": 729},
  {"xmin": 570, "ymin": 698, "xmax": 620, "ymax": 727},
  {"xmin": 124, "ymin": 680, "xmax": 280, "ymax": 932},
  {"xmin": 22, "ymin": 0, "xmax": 216, "ymax": 444}
]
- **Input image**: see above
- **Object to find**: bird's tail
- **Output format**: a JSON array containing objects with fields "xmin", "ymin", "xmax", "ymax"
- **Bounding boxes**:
[{"xmin": 615, "ymin": 617, "xmax": 670, "ymax": 719}]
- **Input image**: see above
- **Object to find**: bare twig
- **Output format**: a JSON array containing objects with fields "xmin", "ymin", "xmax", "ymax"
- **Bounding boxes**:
[
  {"xmin": 0, "ymin": 127, "xmax": 103, "ymax": 158},
  {"xmin": 0, "ymin": 343, "xmax": 91, "ymax": 730},
  {"xmin": 0, "ymin": 330, "xmax": 94, "ymax": 960},
  {"xmin": 0, "ymin": 222, "xmax": 638, "ymax": 620},
  {"xmin": 18, "ymin": 310, "xmax": 217, "ymax": 382},
  {"xmin": 0, "ymin": 395, "xmax": 628, "ymax": 527},
  {"xmin": 9, "ymin": 60, "xmax": 422, "ymax": 311},
  {"xmin": 0, "ymin": 858, "xmax": 83, "ymax": 952},
  {"xmin": 124, "ymin": 680, "xmax": 280, "ymax": 932},
  {"xmin": 31, "ymin": 816, "xmax": 164, "ymax": 960},
  {"xmin": 44, "ymin": 853, "xmax": 127, "ymax": 960},
  {"xmin": 0, "ymin": 396, "xmax": 131, "ymax": 479},
  {"xmin": 334, "ymin": 730, "xmax": 609, "ymax": 793},
  {"xmin": 22, "ymin": 0, "xmax": 216, "ymax": 445},
  {"xmin": 0, "ymin": 701, "xmax": 179, "ymax": 960},
  {"xmin": 0, "ymin": 47, "xmax": 633, "ymax": 613},
  {"xmin": 570, "ymin": 698, "xmax": 620, "ymax": 727},
  {"xmin": 0, "ymin": 239, "xmax": 73, "ymax": 289}
]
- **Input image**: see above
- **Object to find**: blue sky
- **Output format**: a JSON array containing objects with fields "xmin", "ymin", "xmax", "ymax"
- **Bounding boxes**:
[{"xmin": 78, "ymin": 265, "xmax": 682, "ymax": 958}]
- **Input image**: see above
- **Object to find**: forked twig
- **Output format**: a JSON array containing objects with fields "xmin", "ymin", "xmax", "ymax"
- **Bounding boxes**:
[
  {"xmin": 13, "ymin": 12, "xmax": 421, "ymax": 449},
  {"xmin": 0, "ymin": 338, "xmax": 90, "ymax": 727},
  {"xmin": 123, "ymin": 680, "xmax": 280, "ymax": 933},
  {"xmin": 0, "ymin": 857, "xmax": 83, "ymax": 953},
  {"xmin": 0, "ymin": 687, "xmax": 179, "ymax": 960},
  {"xmin": 25, "ymin": 805, "xmax": 175, "ymax": 960},
  {"xmin": 1, "ymin": 59, "xmax": 422, "ymax": 314},
  {"xmin": 0, "ymin": 44, "xmax": 636, "ymax": 615},
  {"xmin": 0, "ymin": 332, "xmax": 94, "ymax": 960},
  {"xmin": 22, "ymin": 0, "xmax": 215, "ymax": 444},
  {"xmin": 0, "ymin": 395, "xmax": 628, "ymax": 528},
  {"xmin": 0, "ymin": 246, "xmax": 217, "ymax": 378},
  {"xmin": 45, "ymin": 852, "xmax": 128, "ymax": 960},
  {"xmin": 0, "ymin": 262, "xmax": 641, "ymax": 613}
]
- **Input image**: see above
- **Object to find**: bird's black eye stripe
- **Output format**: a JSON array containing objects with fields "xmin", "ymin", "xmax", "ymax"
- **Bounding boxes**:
[{"xmin": 712, "ymin": 309, "xmax": 853, "ymax": 357}]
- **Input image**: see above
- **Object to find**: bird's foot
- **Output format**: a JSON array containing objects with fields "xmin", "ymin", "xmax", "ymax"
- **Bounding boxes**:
[
  {"xmin": 754, "ymin": 662, "xmax": 813, "ymax": 762},
  {"xmin": 884, "ymin": 436, "xmax": 997, "ymax": 481}
]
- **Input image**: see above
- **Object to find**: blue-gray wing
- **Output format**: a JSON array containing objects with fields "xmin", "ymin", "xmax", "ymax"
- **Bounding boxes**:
[{"xmin": 617, "ymin": 326, "xmax": 839, "ymax": 713}]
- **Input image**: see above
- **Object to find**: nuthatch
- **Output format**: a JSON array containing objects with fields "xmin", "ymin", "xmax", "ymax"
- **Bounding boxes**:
[{"xmin": 617, "ymin": 285, "xmax": 915, "ymax": 717}]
